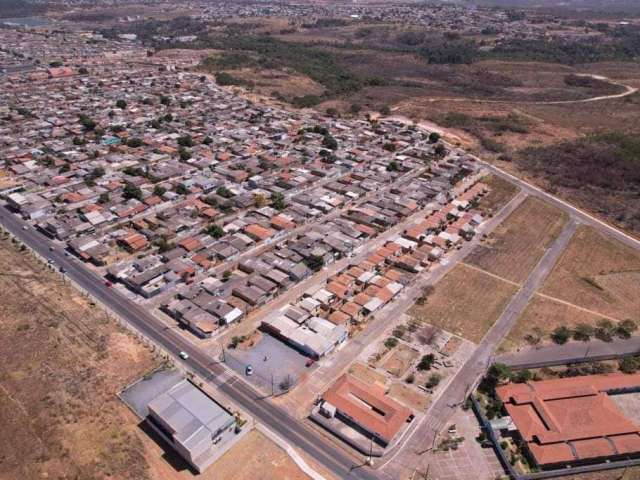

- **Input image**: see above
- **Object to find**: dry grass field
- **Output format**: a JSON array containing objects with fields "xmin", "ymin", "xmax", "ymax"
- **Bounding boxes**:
[
  {"xmin": 0, "ymin": 235, "xmax": 161, "ymax": 480},
  {"xmin": 499, "ymin": 295, "xmax": 607, "ymax": 352},
  {"xmin": 145, "ymin": 429, "xmax": 309, "ymax": 480},
  {"xmin": 387, "ymin": 383, "xmax": 430, "ymax": 412},
  {"xmin": 347, "ymin": 362, "xmax": 388, "ymax": 388},
  {"xmin": 381, "ymin": 344, "xmax": 420, "ymax": 378},
  {"xmin": 466, "ymin": 197, "xmax": 568, "ymax": 284},
  {"xmin": 477, "ymin": 174, "xmax": 520, "ymax": 215},
  {"xmin": 408, "ymin": 263, "xmax": 518, "ymax": 343},
  {"xmin": 541, "ymin": 226, "xmax": 640, "ymax": 320}
]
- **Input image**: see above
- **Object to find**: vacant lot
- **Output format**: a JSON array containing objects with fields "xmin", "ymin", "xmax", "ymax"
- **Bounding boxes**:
[
  {"xmin": 145, "ymin": 429, "xmax": 309, "ymax": 480},
  {"xmin": 348, "ymin": 362, "xmax": 388, "ymax": 388},
  {"xmin": 477, "ymin": 174, "xmax": 519, "ymax": 215},
  {"xmin": 467, "ymin": 197, "xmax": 568, "ymax": 284},
  {"xmin": 541, "ymin": 226, "xmax": 640, "ymax": 320},
  {"xmin": 0, "ymin": 236, "xmax": 161, "ymax": 479},
  {"xmin": 381, "ymin": 344, "xmax": 420, "ymax": 378},
  {"xmin": 408, "ymin": 263, "xmax": 518, "ymax": 343},
  {"xmin": 500, "ymin": 295, "xmax": 607, "ymax": 352},
  {"xmin": 387, "ymin": 383, "xmax": 430, "ymax": 412}
]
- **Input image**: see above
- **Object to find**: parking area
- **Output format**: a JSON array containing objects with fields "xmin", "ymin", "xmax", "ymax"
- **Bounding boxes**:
[
  {"xmin": 118, "ymin": 368, "xmax": 184, "ymax": 418},
  {"xmin": 224, "ymin": 333, "xmax": 311, "ymax": 395}
]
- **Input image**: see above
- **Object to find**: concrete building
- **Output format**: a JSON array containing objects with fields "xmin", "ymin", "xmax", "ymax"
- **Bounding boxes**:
[
  {"xmin": 147, "ymin": 380, "xmax": 238, "ymax": 473},
  {"xmin": 496, "ymin": 373, "xmax": 640, "ymax": 470}
]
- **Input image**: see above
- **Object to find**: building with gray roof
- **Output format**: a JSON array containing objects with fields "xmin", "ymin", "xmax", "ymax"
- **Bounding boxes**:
[{"xmin": 147, "ymin": 380, "xmax": 237, "ymax": 473}]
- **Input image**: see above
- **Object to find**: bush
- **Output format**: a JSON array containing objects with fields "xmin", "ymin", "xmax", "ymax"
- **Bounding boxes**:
[
  {"xmin": 417, "ymin": 354, "xmax": 435, "ymax": 371},
  {"xmin": 384, "ymin": 337, "xmax": 399, "ymax": 349},
  {"xmin": 619, "ymin": 356, "xmax": 640, "ymax": 374},
  {"xmin": 206, "ymin": 224, "xmax": 225, "ymax": 239},
  {"xmin": 426, "ymin": 373, "xmax": 441, "ymax": 388},
  {"xmin": 595, "ymin": 319, "xmax": 614, "ymax": 342},
  {"xmin": 116, "ymin": 99, "xmax": 127, "ymax": 109},
  {"xmin": 551, "ymin": 326, "xmax": 571, "ymax": 344},
  {"xmin": 616, "ymin": 319, "xmax": 638, "ymax": 339},
  {"xmin": 573, "ymin": 323, "xmax": 594, "ymax": 342}
]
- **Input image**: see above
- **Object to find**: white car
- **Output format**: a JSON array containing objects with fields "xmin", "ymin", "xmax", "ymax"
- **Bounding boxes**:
[{"xmin": 179, "ymin": 351, "xmax": 189, "ymax": 360}]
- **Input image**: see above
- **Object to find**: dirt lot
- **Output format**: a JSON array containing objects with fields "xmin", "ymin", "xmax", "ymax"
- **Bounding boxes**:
[
  {"xmin": 348, "ymin": 362, "xmax": 388, "ymax": 388},
  {"xmin": 477, "ymin": 174, "xmax": 519, "ymax": 215},
  {"xmin": 541, "ymin": 226, "xmax": 640, "ymax": 320},
  {"xmin": 499, "ymin": 294, "xmax": 607, "ymax": 352},
  {"xmin": 408, "ymin": 263, "xmax": 519, "ymax": 343},
  {"xmin": 145, "ymin": 429, "xmax": 309, "ymax": 480},
  {"xmin": 381, "ymin": 344, "xmax": 420, "ymax": 378},
  {"xmin": 0, "ymin": 235, "xmax": 161, "ymax": 479},
  {"xmin": 387, "ymin": 383, "xmax": 430, "ymax": 412},
  {"xmin": 466, "ymin": 197, "xmax": 568, "ymax": 284}
]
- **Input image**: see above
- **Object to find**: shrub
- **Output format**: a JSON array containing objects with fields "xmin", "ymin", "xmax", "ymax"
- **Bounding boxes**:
[
  {"xmin": 426, "ymin": 373, "xmax": 441, "ymax": 388},
  {"xmin": 384, "ymin": 337, "xmax": 399, "ymax": 349},
  {"xmin": 573, "ymin": 323, "xmax": 594, "ymax": 342},
  {"xmin": 551, "ymin": 326, "xmax": 571, "ymax": 344}
]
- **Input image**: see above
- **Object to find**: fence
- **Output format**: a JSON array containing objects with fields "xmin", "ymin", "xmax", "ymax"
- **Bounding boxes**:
[{"xmin": 223, "ymin": 348, "xmax": 299, "ymax": 398}]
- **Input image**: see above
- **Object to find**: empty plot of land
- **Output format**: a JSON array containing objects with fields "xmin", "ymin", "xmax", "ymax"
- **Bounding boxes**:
[
  {"xmin": 500, "ymin": 294, "xmax": 606, "ymax": 352},
  {"xmin": 408, "ymin": 263, "xmax": 519, "ymax": 343},
  {"xmin": 477, "ymin": 174, "xmax": 520, "ymax": 215},
  {"xmin": 348, "ymin": 362, "xmax": 388, "ymax": 388},
  {"xmin": 541, "ymin": 226, "xmax": 640, "ymax": 320},
  {"xmin": 466, "ymin": 197, "xmax": 568, "ymax": 284},
  {"xmin": 387, "ymin": 383, "xmax": 430, "ymax": 412},
  {"xmin": 381, "ymin": 344, "xmax": 420, "ymax": 378},
  {"xmin": 145, "ymin": 429, "xmax": 309, "ymax": 480},
  {"xmin": 0, "ymin": 237, "xmax": 160, "ymax": 480}
]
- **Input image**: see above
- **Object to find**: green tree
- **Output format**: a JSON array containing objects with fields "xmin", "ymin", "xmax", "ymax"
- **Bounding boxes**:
[
  {"xmin": 153, "ymin": 185, "xmax": 166, "ymax": 197},
  {"xmin": 123, "ymin": 182, "xmax": 143, "ymax": 201},
  {"xmin": 429, "ymin": 132, "xmax": 441, "ymax": 143},
  {"xmin": 417, "ymin": 354, "xmax": 435, "ymax": 371},
  {"xmin": 177, "ymin": 134, "xmax": 194, "ymax": 147},
  {"xmin": 384, "ymin": 337, "xmax": 399, "ymax": 349},
  {"xmin": 206, "ymin": 224, "xmax": 225, "ymax": 239},
  {"xmin": 551, "ymin": 326, "xmax": 571, "ymax": 345},
  {"xmin": 116, "ymin": 99, "xmax": 127, "ymax": 110},
  {"xmin": 619, "ymin": 356, "xmax": 639, "ymax": 374},
  {"xmin": 322, "ymin": 133, "xmax": 338, "ymax": 150},
  {"xmin": 127, "ymin": 137, "xmax": 143, "ymax": 148},
  {"xmin": 435, "ymin": 144, "xmax": 446, "ymax": 157},
  {"xmin": 202, "ymin": 136, "xmax": 213, "ymax": 145},
  {"xmin": 616, "ymin": 319, "xmax": 637, "ymax": 339},
  {"xmin": 216, "ymin": 186, "xmax": 233, "ymax": 199},
  {"xmin": 426, "ymin": 373, "xmax": 442, "ymax": 388},
  {"xmin": 175, "ymin": 184, "xmax": 189, "ymax": 195},
  {"xmin": 304, "ymin": 254, "xmax": 325, "ymax": 272},
  {"xmin": 271, "ymin": 192, "xmax": 286, "ymax": 210},
  {"xmin": 573, "ymin": 323, "xmax": 594, "ymax": 342},
  {"xmin": 98, "ymin": 192, "xmax": 110, "ymax": 204},
  {"xmin": 387, "ymin": 161, "xmax": 400, "ymax": 172}
]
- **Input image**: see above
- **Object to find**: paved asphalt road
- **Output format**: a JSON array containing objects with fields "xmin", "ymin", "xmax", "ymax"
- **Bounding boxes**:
[
  {"xmin": 381, "ymin": 219, "xmax": 579, "ymax": 475},
  {"xmin": 0, "ymin": 205, "xmax": 379, "ymax": 480},
  {"xmin": 497, "ymin": 335, "xmax": 640, "ymax": 369}
]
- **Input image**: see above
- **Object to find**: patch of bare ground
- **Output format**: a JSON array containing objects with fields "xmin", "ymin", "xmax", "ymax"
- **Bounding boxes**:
[
  {"xmin": 387, "ymin": 383, "xmax": 430, "ymax": 412},
  {"xmin": 500, "ymin": 295, "xmax": 609, "ymax": 353},
  {"xmin": 466, "ymin": 197, "xmax": 568, "ymax": 284},
  {"xmin": 541, "ymin": 226, "xmax": 640, "ymax": 320},
  {"xmin": 477, "ymin": 174, "xmax": 519, "ymax": 215},
  {"xmin": 0, "ymin": 235, "xmax": 161, "ymax": 479},
  {"xmin": 408, "ymin": 263, "xmax": 518, "ymax": 343}
]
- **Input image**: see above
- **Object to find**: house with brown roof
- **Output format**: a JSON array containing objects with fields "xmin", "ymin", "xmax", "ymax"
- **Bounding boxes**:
[{"xmin": 496, "ymin": 373, "xmax": 640, "ymax": 470}]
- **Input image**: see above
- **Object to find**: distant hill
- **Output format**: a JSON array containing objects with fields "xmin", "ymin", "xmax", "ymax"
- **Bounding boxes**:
[
  {"xmin": 456, "ymin": 0, "xmax": 640, "ymax": 14},
  {"xmin": 0, "ymin": 0, "xmax": 47, "ymax": 19}
]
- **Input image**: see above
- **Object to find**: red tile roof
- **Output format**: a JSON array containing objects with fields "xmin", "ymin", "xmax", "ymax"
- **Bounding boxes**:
[
  {"xmin": 497, "ymin": 373, "xmax": 640, "ymax": 466},
  {"xmin": 323, "ymin": 374, "xmax": 411, "ymax": 445}
]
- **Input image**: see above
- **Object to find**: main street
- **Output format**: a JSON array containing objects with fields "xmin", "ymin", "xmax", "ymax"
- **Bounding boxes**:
[{"xmin": 0, "ymin": 204, "xmax": 379, "ymax": 480}]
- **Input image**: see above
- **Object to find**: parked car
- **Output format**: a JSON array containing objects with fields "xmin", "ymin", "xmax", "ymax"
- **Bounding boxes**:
[
  {"xmin": 179, "ymin": 351, "xmax": 189, "ymax": 360},
  {"xmin": 245, "ymin": 365, "xmax": 253, "ymax": 376}
]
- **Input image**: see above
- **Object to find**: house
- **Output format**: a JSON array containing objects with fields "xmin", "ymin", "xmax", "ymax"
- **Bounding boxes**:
[{"xmin": 147, "ymin": 380, "xmax": 239, "ymax": 474}]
